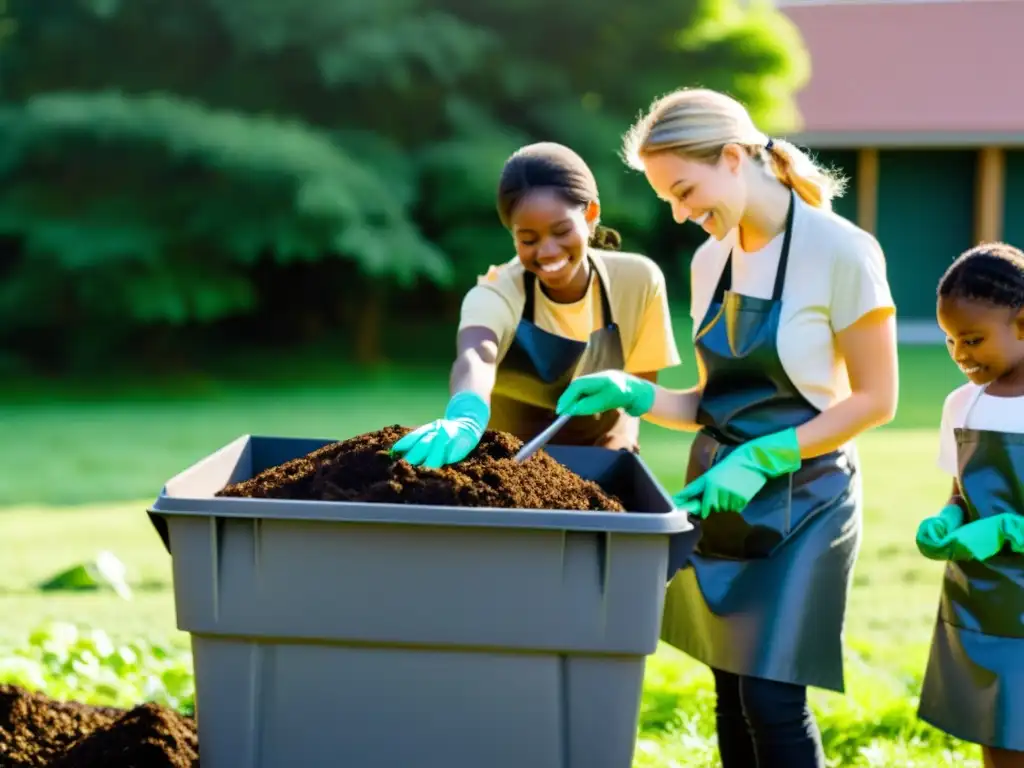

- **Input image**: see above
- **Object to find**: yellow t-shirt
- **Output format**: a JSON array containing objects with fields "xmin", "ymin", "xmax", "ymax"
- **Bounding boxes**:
[{"xmin": 457, "ymin": 249, "xmax": 682, "ymax": 375}]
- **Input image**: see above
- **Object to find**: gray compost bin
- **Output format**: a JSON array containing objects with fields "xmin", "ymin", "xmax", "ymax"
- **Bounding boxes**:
[{"xmin": 148, "ymin": 434, "xmax": 700, "ymax": 768}]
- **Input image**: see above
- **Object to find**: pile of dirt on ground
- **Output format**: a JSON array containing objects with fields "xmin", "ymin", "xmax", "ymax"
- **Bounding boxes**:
[
  {"xmin": 49, "ymin": 703, "xmax": 198, "ymax": 768},
  {"xmin": 0, "ymin": 685, "xmax": 198, "ymax": 768},
  {"xmin": 217, "ymin": 425, "xmax": 626, "ymax": 512}
]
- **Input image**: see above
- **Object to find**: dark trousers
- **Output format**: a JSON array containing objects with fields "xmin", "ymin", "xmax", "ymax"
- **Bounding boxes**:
[{"xmin": 712, "ymin": 668, "xmax": 826, "ymax": 768}]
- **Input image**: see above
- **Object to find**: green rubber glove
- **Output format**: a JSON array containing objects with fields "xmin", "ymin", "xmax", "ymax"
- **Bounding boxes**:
[
  {"xmin": 390, "ymin": 391, "xmax": 489, "ymax": 469},
  {"xmin": 555, "ymin": 371, "xmax": 657, "ymax": 418},
  {"xmin": 915, "ymin": 504, "xmax": 965, "ymax": 560},
  {"xmin": 672, "ymin": 428, "xmax": 801, "ymax": 519},
  {"xmin": 943, "ymin": 513, "xmax": 1024, "ymax": 562}
]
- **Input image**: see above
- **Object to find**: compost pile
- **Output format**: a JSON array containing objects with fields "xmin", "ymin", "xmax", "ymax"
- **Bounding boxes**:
[
  {"xmin": 0, "ymin": 685, "xmax": 198, "ymax": 767},
  {"xmin": 217, "ymin": 425, "xmax": 626, "ymax": 512}
]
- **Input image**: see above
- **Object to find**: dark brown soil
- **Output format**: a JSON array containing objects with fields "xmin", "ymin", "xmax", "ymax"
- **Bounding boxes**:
[
  {"xmin": 0, "ymin": 685, "xmax": 198, "ymax": 768},
  {"xmin": 49, "ymin": 703, "xmax": 198, "ymax": 768},
  {"xmin": 218, "ymin": 425, "xmax": 625, "ymax": 512}
]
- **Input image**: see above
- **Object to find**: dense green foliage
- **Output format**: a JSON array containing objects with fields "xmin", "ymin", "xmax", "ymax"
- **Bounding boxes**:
[{"xmin": 0, "ymin": 0, "xmax": 809, "ymax": 370}]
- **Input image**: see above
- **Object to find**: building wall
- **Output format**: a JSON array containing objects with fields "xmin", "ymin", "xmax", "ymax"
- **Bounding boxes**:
[
  {"xmin": 777, "ymin": 0, "xmax": 1024, "ymax": 338},
  {"xmin": 813, "ymin": 149, "xmax": 858, "ymax": 224},
  {"xmin": 1004, "ymin": 151, "xmax": 1024, "ymax": 249},
  {"xmin": 776, "ymin": 0, "xmax": 970, "ymax": 6},
  {"xmin": 779, "ymin": 0, "xmax": 1024, "ymax": 145},
  {"xmin": 812, "ymin": 147, "xmax": 988, "ymax": 331},
  {"xmin": 876, "ymin": 150, "xmax": 975, "ymax": 319}
]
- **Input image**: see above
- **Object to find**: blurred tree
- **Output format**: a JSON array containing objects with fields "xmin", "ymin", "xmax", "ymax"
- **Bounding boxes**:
[{"xmin": 0, "ymin": 0, "xmax": 809, "ymax": 372}]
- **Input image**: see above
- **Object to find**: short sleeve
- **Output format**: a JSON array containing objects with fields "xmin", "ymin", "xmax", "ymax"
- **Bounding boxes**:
[
  {"xmin": 624, "ymin": 264, "xmax": 683, "ymax": 374},
  {"xmin": 458, "ymin": 283, "xmax": 518, "ymax": 352},
  {"xmin": 936, "ymin": 388, "xmax": 967, "ymax": 476},
  {"xmin": 829, "ymin": 232, "xmax": 896, "ymax": 333}
]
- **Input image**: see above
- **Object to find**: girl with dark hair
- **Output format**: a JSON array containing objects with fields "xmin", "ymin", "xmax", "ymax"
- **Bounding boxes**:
[
  {"xmin": 916, "ymin": 242, "xmax": 1024, "ymax": 768},
  {"xmin": 391, "ymin": 141, "xmax": 682, "ymax": 467}
]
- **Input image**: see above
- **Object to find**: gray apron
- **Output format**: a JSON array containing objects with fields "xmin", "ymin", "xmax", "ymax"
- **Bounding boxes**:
[
  {"xmin": 660, "ymin": 192, "xmax": 862, "ymax": 693},
  {"xmin": 918, "ymin": 387, "xmax": 1024, "ymax": 750},
  {"xmin": 488, "ymin": 256, "xmax": 639, "ymax": 450}
]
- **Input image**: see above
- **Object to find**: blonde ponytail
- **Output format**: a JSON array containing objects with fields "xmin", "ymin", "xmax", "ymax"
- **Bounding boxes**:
[
  {"xmin": 622, "ymin": 88, "xmax": 847, "ymax": 210},
  {"xmin": 764, "ymin": 138, "xmax": 845, "ymax": 210}
]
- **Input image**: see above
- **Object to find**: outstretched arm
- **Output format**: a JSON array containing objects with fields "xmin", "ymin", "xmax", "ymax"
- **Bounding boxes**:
[
  {"xmin": 391, "ymin": 326, "xmax": 500, "ymax": 468},
  {"xmin": 642, "ymin": 387, "xmax": 703, "ymax": 432},
  {"xmin": 554, "ymin": 363, "xmax": 705, "ymax": 433},
  {"xmin": 641, "ymin": 353, "xmax": 706, "ymax": 432},
  {"xmin": 449, "ymin": 326, "xmax": 500, "ymax": 401}
]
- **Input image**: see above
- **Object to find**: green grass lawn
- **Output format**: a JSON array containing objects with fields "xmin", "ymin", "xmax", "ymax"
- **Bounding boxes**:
[
  {"xmin": 0, "ymin": 336, "xmax": 984, "ymax": 766},
  {"xmin": 0, "ymin": 326, "xmax": 956, "ymax": 506}
]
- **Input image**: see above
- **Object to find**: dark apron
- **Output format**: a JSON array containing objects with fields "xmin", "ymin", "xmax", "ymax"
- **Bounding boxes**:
[
  {"xmin": 660, "ymin": 192, "xmax": 862, "ymax": 693},
  {"xmin": 918, "ymin": 390, "xmax": 1024, "ymax": 750},
  {"xmin": 488, "ymin": 257, "xmax": 638, "ymax": 450}
]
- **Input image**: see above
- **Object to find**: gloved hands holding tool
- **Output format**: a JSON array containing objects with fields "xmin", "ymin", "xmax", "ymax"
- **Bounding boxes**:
[
  {"xmin": 390, "ymin": 391, "xmax": 490, "ymax": 469},
  {"xmin": 672, "ymin": 428, "xmax": 802, "ymax": 519},
  {"xmin": 555, "ymin": 370, "xmax": 657, "ymax": 418}
]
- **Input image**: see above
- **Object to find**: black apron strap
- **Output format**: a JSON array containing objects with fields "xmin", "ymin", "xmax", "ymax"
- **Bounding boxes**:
[
  {"xmin": 711, "ymin": 257, "xmax": 732, "ymax": 305},
  {"xmin": 710, "ymin": 190, "xmax": 796, "ymax": 305},
  {"xmin": 521, "ymin": 257, "xmax": 614, "ymax": 327},
  {"xmin": 593, "ymin": 260, "xmax": 615, "ymax": 328},
  {"xmin": 522, "ymin": 269, "xmax": 537, "ymax": 323},
  {"xmin": 771, "ymin": 191, "xmax": 796, "ymax": 302}
]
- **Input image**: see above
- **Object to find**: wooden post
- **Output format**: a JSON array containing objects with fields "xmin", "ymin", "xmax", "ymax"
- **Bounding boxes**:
[
  {"xmin": 975, "ymin": 147, "xmax": 1005, "ymax": 243},
  {"xmin": 856, "ymin": 148, "xmax": 879, "ymax": 235}
]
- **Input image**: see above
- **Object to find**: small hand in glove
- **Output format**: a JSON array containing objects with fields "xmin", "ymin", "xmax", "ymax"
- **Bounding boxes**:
[
  {"xmin": 556, "ymin": 371, "xmax": 657, "ymax": 418},
  {"xmin": 673, "ymin": 428, "xmax": 802, "ymax": 519},
  {"xmin": 390, "ymin": 391, "xmax": 489, "ymax": 469},
  {"xmin": 943, "ymin": 513, "xmax": 1024, "ymax": 562},
  {"xmin": 914, "ymin": 504, "xmax": 964, "ymax": 560}
]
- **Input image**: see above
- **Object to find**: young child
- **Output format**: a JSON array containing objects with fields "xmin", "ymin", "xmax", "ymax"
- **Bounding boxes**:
[{"xmin": 916, "ymin": 242, "xmax": 1024, "ymax": 768}]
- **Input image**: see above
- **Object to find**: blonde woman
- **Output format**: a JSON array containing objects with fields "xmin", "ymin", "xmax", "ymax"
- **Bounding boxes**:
[{"xmin": 556, "ymin": 89, "xmax": 899, "ymax": 766}]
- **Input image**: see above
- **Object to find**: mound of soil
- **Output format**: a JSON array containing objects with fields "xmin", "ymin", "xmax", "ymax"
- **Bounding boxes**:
[
  {"xmin": 50, "ymin": 703, "xmax": 198, "ymax": 768},
  {"xmin": 217, "ymin": 425, "xmax": 626, "ymax": 512},
  {"xmin": 0, "ymin": 685, "xmax": 197, "ymax": 768},
  {"xmin": 0, "ymin": 685, "xmax": 120, "ymax": 768}
]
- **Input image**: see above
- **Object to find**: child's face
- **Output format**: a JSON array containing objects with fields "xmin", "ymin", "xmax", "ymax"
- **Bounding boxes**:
[
  {"xmin": 938, "ymin": 295, "xmax": 1024, "ymax": 385},
  {"xmin": 510, "ymin": 188, "xmax": 595, "ymax": 293}
]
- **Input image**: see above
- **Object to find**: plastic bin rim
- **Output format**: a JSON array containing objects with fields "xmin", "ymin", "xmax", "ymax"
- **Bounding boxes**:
[
  {"xmin": 151, "ymin": 433, "xmax": 693, "ymax": 535},
  {"xmin": 148, "ymin": 494, "xmax": 695, "ymax": 535}
]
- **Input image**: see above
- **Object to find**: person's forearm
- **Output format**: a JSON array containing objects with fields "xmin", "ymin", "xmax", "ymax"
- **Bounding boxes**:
[
  {"xmin": 794, "ymin": 392, "xmax": 896, "ymax": 459},
  {"xmin": 449, "ymin": 351, "xmax": 497, "ymax": 403},
  {"xmin": 642, "ymin": 386, "xmax": 703, "ymax": 432}
]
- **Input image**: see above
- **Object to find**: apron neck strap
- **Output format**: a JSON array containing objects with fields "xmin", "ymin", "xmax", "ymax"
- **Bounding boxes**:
[
  {"xmin": 712, "ymin": 189, "xmax": 796, "ymax": 305},
  {"xmin": 962, "ymin": 383, "xmax": 989, "ymax": 426},
  {"xmin": 522, "ymin": 255, "xmax": 615, "ymax": 326}
]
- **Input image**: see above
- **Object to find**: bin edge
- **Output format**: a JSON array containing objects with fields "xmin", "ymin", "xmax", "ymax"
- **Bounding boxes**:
[{"xmin": 147, "ymin": 495, "xmax": 695, "ymax": 535}]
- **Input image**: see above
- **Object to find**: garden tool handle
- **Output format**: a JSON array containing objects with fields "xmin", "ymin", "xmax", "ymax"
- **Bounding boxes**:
[{"xmin": 514, "ymin": 413, "xmax": 573, "ymax": 462}]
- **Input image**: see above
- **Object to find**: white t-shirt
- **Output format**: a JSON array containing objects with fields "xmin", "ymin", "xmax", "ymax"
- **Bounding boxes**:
[
  {"xmin": 937, "ymin": 383, "xmax": 1024, "ymax": 476},
  {"xmin": 689, "ymin": 195, "xmax": 895, "ymax": 411}
]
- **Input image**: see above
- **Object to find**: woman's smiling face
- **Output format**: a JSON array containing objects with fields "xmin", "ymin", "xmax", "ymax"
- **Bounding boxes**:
[
  {"xmin": 509, "ymin": 187, "xmax": 597, "ymax": 293},
  {"xmin": 640, "ymin": 145, "xmax": 749, "ymax": 240}
]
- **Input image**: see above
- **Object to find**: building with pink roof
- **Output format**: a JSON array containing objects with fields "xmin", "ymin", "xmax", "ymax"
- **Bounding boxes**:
[{"xmin": 778, "ymin": 0, "xmax": 1024, "ymax": 325}]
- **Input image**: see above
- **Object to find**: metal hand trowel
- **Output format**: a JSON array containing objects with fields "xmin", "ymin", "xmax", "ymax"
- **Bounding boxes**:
[{"xmin": 513, "ymin": 413, "xmax": 572, "ymax": 462}]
